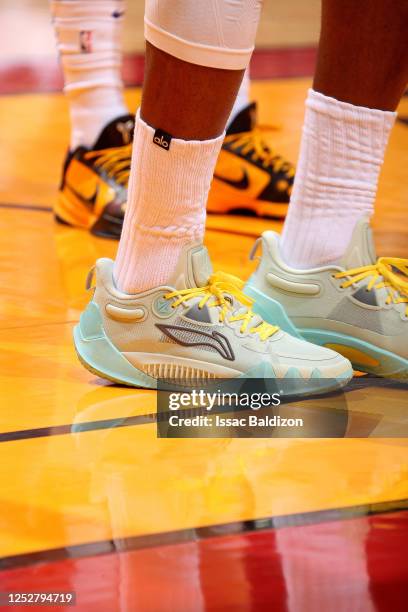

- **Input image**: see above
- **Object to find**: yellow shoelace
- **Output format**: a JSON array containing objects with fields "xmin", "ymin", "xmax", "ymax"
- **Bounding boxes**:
[
  {"xmin": 225, "ymin": 126, "xmax": 295, "ymax": 181},
  {"xmin": 335, "ymin": 257, "xmax": 408, "ymax": 315},
  {"xmin": 85, "ymin": 144, "xmax": 132, "ymax": 186},
  {"xmin": 164, "ymin": 271, "xmax": 279, "ymax": 340}
]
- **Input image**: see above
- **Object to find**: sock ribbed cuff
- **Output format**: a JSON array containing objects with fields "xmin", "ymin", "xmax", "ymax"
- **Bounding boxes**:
[
  {"xmin": 306, "ymin": 89, "xmax": 396, "ymax": 124},
  {"xmin": 114, "ymin": 111, "xmax": 224, "ymax": 293},
  {"xmin": 281, "ymin": 89, "xmax": 396, "ymax": 268}
]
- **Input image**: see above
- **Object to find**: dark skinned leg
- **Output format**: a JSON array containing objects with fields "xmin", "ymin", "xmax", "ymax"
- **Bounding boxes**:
[
  {"xmin": 141, "ymin": 42, "xmax": 245, "ymax": 140},
  {"xmin": 314, "ymin": 0, "xmax": 408, "ymax": 111}
]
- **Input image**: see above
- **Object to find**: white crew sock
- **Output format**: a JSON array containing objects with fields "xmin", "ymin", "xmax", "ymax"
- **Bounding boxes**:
[
  {"xmin": 50, "ymin": 0, "xmax": 129, "ymax": 149},
  {"xmin": 227, "ymin": 67, "xmax": 250, "ymax": 127},
  {"xmin": 114, "ymin": 111, "xmax": 224, "ymax": 293},
  {"xmin": 281, "ymin": 89, "xmax": 396, "ymax": 268}
]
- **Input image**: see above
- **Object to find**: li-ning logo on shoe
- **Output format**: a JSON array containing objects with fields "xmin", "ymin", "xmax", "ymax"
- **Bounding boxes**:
[
  {"xmin": 116, "ymin": 120, "xmax": 134, "ymax": 145},
  {"xmin": 153, "ymin": 296, "xmax": 174, "ymax": 318},
  {"xmin": 156, "ymin": 324, "xmax": 235, "ymax": 361},
  {"xmin": 153, "ymin": 129, "xmax": 172, "ymax": 151},
  {"xmin": 79, "ymin": 31, "xmax": 93, "ymax": 53}
]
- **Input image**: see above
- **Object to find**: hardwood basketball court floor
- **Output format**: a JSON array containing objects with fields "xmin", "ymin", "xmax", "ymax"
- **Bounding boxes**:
[{"xmin": 0, "ymin": 74, "xmax": 408, "ymax": 609}]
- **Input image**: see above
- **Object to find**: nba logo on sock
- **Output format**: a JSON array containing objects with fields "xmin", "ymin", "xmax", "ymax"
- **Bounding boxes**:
[
  {"xmin": 79, "ymin": 31, "xmax": 93, "ymax": 53},
  {"xmin": 153, "ymin": 129, "xmax": 172, "ymax": 151}
]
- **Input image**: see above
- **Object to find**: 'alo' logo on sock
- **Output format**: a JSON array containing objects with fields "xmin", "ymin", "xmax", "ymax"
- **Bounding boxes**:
[{"xmin": 153, "ymin": 129, "xmax": 172, "ymax": 151}]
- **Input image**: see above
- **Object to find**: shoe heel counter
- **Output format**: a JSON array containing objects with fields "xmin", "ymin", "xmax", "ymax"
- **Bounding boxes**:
[
  {"xmin": 247, "ymin": 234, "xmax": 273, "ymax": 294},
  {"xmin": 82, "ymin": 259, "xmax": 114, "ymax": 331},
  {"xmin": 74, "ymin": 299, "xmax": 156, "ymax": 388},
  {"xmin": 79, "ymin": 300, "xmax": 105, "ymax": 340},
  {"xmin": 246, "ymin": 235, "xmax": 301, "ymax": 338},
  {"xmin": 92, "ymin": 256, "xmax": 115, "ymax": 298}
]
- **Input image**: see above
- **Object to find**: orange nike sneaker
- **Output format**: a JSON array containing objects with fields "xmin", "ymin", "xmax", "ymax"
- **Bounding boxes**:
[
  {"xmin": 208, "ymin": 103, "xmax": 295, "ymax": 218},
  {"xmin": 55, "ymin": 115, "xmax": 134, "ymax": 239}
]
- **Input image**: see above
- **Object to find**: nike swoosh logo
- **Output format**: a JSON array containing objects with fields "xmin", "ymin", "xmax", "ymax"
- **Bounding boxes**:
[
  {"xmin": 156, "ymin": 324, "xmax": 235, "ymax": 361},
  {"xmin": 213, "ymin": 169, "xmax": 249, "ymax": 190},
  {"xmin": 66, "ymin": 183, "xmax": 100, "ymax": 210}
]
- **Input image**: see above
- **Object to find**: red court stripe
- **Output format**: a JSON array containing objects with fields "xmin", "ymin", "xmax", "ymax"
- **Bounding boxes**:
[
  {"xmin": 1, "ymin": 511, "xmax": 407, "ymax": 611},
  {"xmin": 0, "ymin": 47, "xmax": 317, "ymax": 95},
  {"xmin": 1, "ymin": 498, "xmax": 407, "ymax": 570},
  {"xmin": 251, "ymin": 46, "xmax": 317, "ymax": 79}
]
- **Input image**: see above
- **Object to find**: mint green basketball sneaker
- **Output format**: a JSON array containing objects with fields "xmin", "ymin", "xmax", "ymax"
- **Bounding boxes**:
[
  {"xmin": 73, "ymin": 242, "xmax": 352, "ymax": 393},
  {"xmin": 245, "ymin": 217, "xmax": 408, "ymax": 378}
]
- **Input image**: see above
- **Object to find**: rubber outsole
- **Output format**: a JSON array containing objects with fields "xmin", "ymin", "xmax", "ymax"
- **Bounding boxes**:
[
  {"xmin": 74, "ymin": 301, "xmax": 353, "ymax": 395},
  {"xmin": 73, "ymin": 302, "xmax": 156, "ymax": 388},
  {"xmin": 75, "ymin": 344, "xmax": 145, "ymax": 388}
]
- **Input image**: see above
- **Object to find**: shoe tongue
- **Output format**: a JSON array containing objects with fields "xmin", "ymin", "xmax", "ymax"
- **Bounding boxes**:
[
  {"xmin": 169, "ymin": 243, "xmax": 213, "ymax": 290},
  {"xmin": 93, "ymin": 114, "xmax": 135, "ymax": 150},
  {"xmin": 339, "ymin": 217, "xmax": 377, "ymax": 269},
  {"xmin": 226, "ymin": 102, "xmax": 257, "ymax": 135}
]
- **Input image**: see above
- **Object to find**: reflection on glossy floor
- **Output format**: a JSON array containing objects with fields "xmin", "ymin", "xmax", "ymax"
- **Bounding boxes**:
[
  {"xmin": 0, "ymin": 79, "xmax": 408, "ymax": 610},
  {"xmin": 2, "ymin": 510, "xmax": 408, "ymax": 611}
]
